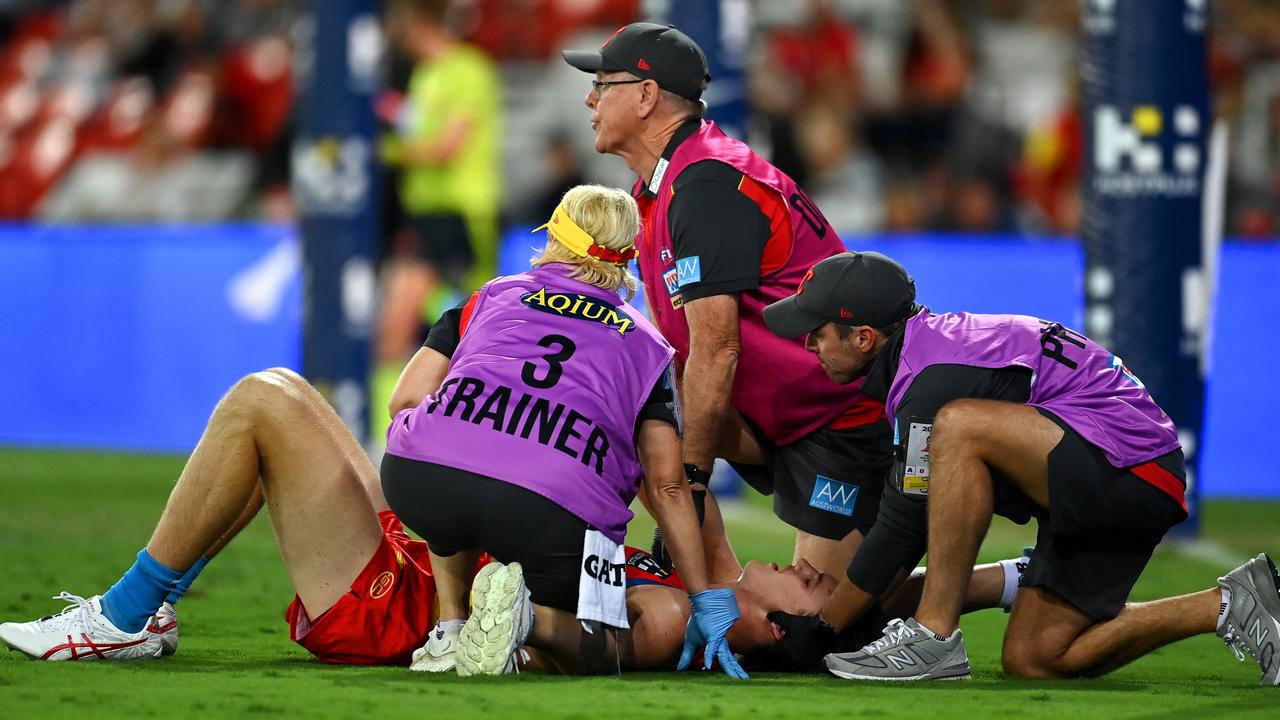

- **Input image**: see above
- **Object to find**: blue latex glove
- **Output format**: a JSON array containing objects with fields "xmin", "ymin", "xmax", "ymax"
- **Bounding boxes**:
[{"xmin": 678, "ymin": 588, "xmax": 749, "ymax": 679}]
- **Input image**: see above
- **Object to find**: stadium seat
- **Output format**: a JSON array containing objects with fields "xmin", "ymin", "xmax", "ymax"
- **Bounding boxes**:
[
  {"xmin": 161, "ymin": 71, "xmax": 216, "ymax": 148},
  {"xmin": 81, "ymin": 78, "xmax": 155, "ymax": 151},
  {"xmin": 0, "ymin": 114, "xmax": 78, "ymax": 217},
  {"xmin": 215, "ymin": 37, "xmax": 292, "ymax": 151}
]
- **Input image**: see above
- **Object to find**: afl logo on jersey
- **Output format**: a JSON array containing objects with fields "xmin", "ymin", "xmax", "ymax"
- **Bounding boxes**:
[
  {"xmin": 521, "ymin": 287, "xmax": 636, "ymax": 335},
  {"xmin": 369, "ymin": 571, "xmax": 395, "ymax": 599},
  {"xmin": 627, "ymin": 551, "xmax": 671, "ymax": 578}
]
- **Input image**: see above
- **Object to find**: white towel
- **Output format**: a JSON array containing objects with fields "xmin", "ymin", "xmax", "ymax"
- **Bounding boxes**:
[{"xmin": 576, "ymin": 529, "xmax": 630, "ymax": 630}]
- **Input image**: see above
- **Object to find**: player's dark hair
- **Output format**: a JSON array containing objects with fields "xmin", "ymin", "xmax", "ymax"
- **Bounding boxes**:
[{"xmin": 737, "ymin": 612, "xmax": 838, "ymax": 673}]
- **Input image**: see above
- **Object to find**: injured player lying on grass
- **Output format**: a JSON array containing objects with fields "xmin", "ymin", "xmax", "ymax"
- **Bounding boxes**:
[
  {"xmin": 475, "ymin": 488, "xmax": 1028, "ymax": 675},
  {"xmin": 0, "ymin": 368, "xmax": 1024, "ymax": 673}
]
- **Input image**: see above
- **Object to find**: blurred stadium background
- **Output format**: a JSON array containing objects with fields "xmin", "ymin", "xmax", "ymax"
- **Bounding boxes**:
[{"xmin": 1, "ymin": 0, "xmax": 1278, "ymax": 509}]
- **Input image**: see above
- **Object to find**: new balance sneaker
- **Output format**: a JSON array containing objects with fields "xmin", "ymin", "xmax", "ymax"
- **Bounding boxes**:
[
  {"xmin": 0, "ymin": 592, "xmax": 164, "ymax": 661},
  {"xmin": 455, "ymin": 562, "xmax": 533, "ymax": 676},
  {"xmin": 1217, "ymin": 552, "xmax": 1280, "ymax": 686},
  {"xmin": 147, "ymin": 602, "xmax": 179, "ymax": 657},
  {"xmin": 410, "ymin": 621, "xmax": 462, "ymax": 672},
  {"xmin": 824, "ymin": 617, "xmax": 971, "ymax": 681}
]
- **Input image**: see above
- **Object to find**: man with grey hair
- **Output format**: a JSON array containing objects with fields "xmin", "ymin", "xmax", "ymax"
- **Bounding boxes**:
[{"xmin": 563, "ymin": 23, "xmax": 895, "ymax": 631}]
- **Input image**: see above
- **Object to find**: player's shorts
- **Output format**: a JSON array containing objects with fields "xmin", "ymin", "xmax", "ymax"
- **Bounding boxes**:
[
  {"xmin": 730, "ymin": 417, "xmax": 892, "ymax": 540},
  {"xmin": 381, "ymin": 454, "xmax": 589, "ymax": 613},
  {"xmin": 284, "ymin": 511, "xmax": 435, "ymax": 665},
  {"xmin": 407, "ymin": 213, "xmax": 473, "ymax": 276},
  {"xmin": 1020, "ymin": 409, "xmax": 1188, "ymax": 620}
]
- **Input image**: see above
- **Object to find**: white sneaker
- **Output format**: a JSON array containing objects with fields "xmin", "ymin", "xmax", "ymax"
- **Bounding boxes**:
[
  {"xmin": 147, "ymin": 602, "xmax": 179, "ymax": 657},
  {"xmin": 410, "ymin": 622, "xmax": 462, "ymax": 672},
  {"xmin": 0, "ymin": 592, "xmax": 164, "ymax": 661},
  {"xmin": 456, "ymin": 562, "xmax": 533, "ymax": 676}
]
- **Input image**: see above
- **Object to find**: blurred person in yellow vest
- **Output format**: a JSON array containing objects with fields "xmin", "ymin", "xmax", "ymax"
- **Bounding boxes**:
[{"xmin": 376, "ymin": 0, "xmax": 501, "ymax": 442}]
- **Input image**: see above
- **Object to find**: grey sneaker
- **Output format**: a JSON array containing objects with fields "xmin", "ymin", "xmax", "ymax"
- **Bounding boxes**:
[
  {"xmin": 824, "ymin": 617, "xmax": 970, "ymax": 681},
  {"xmin": 1216, "ymin": 553, "xmax": 1280, "ymax": 686}
]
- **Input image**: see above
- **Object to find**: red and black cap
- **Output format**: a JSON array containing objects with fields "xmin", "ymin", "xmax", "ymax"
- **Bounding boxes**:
[
  {"xmin": 764, "ymin": 252, "xmax": 917, "ymax": 338},
  {"xmin": 563, "ymin": 22, "xmax": 710, "ymax": 101}
]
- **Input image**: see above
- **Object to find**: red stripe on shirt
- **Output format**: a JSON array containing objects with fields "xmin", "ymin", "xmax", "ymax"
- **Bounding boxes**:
[
  {"xmin": 736, "ymin": 174, "xmax": 794, "ymax": 276},
  {"xmin": 1129, "ymin": 460, "xmax": 1189, "ymax": 514},
  {"xmin": 825, "ymin": 396, "xmax": 886, "ymax": 430},
  {"xmin": 458, "ymin": 291, "xmax": 481, "ymax": 338}
]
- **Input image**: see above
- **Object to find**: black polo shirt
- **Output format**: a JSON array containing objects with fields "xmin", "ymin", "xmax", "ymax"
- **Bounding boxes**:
[{"xmin": 636, "ymin": 119, "xmax": 777, "ymax": 302}]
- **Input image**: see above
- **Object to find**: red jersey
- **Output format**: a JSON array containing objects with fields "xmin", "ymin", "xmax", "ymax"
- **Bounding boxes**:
[{"xmin": 623, "ymin": 545, "xmax": 685, "ymax": 590}]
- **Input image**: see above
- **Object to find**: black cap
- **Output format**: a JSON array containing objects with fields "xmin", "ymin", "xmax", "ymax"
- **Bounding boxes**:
[
  {"xmin": 764, "ymin": 252, "xmax": 917, "ymax": 338},
  {"xmin": 563, "ymin": 22, "xmax": 710, "ymax": 101}
]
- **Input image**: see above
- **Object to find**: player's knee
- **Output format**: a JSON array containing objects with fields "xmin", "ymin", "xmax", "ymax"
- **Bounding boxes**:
[
  {"xmin": 933, "ymin": 399, "xmax": 984, "ymax": 435},
  {"xmin": 1000, "ymin": 644, "xmax": 1071, "ymax": 679},
  {"xmin": 1001, "ymin": 649, "xmax": 1047, "ymax": 678},
  {"xmin": 225, "ymin": 370, "xmax": 300, "ymax": 419},
  {"xmin": 931, "ymin": 399, "xmax": 986, "ymax": 458},
  {"xmin": 261, "ymin": 366, "xmax": 306, "ymax": 388}
]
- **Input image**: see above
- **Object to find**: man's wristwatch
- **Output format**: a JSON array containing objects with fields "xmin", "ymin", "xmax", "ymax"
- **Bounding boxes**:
[
  {"xmin": 684, "ymin": 463, "xmax": 711, "ymax": 487},
  {"xmin": 683, "ymin": 464, "xmax": 710, "ymax": 526}
]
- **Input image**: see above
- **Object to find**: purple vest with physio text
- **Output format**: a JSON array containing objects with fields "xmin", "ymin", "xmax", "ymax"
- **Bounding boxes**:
[
  {"xmin": 634, "ymin": 120, "xmax": 876, "ymax": 445},
  {"xmin": 885, "ymin": 312, "xmax": 1181, "ymax": 468},
  {"xmin": 386, "ymin": 265, "xmax": 674, "ymax": 543}
]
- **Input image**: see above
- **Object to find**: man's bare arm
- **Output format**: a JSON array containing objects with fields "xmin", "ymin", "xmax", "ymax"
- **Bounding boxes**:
[
  {"xmin": 388, "ymin": 346, "xmax": 450, "ymax": 418},
  {"xmin": 638, "ymin": 419, "xmax": 710, "ymax": 595},
  {"xmin": 679, "ymin": 294, "xmax": 741, "ymax": 471}
]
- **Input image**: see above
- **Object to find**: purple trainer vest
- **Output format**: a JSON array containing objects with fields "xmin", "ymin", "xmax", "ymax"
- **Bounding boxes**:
[
  {"xmin": 885, "ymin": 312, "xmax": 1181, "ymax": 468},
  {"xmin": 386, "ymin": 264, "xmax": 674, "ymax": 543},
  {"xmin": 634, "ymin": 120, "xmax": 877, "ymax": 446}
]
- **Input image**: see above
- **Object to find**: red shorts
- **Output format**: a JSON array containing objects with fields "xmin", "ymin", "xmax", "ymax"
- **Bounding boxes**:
[{"xmin": 285, "ymin": 511, "xmax": 436, "ymax": 665}]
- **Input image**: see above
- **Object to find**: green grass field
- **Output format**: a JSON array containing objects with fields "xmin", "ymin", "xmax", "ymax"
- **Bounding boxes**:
[{"xmin": 1, "ymin": 447, "xmax": 1277, "ymax": 719}]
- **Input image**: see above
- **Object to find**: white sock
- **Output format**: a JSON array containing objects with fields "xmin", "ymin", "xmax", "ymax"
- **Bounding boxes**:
[
  {"xmin": 1217, "ymin": 586, "xmax": 1231, "ymax": 631},
  {"xmin": 998, "ymin": 557, "xmax": 1026, "ymax": 611},
  {"xmin": 912, "ymin": 619, "xmax": 951, "ymax": 641},
  {"xmin": 435, "ymin": 618, "xmax": 464, "ymax": 632}
]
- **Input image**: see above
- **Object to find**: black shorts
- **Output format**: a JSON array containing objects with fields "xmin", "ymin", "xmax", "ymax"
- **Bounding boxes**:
[
  {"xmin": 406, "ymin": 213, "xmax": 473, "ymax": 276},
  {"xmin": 1020, "ymin": 409, "xmax": 1188, "ymax": 620},
  {"xmin": 730, "ymin": 418, "xmax": 892, "ymax": 540},
  {"xmin": 380, "ymin": 453, "xmax": 588, "ymax": 613}
]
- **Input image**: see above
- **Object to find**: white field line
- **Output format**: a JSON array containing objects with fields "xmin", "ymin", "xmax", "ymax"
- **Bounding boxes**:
[{"xmin": 1158, "ymin": 537, "xmax": 1247, "ymax": 569}]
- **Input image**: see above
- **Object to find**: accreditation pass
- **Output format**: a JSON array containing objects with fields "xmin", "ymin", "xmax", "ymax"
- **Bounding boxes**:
[{"xmin": 902, "ymin": 420, "xmax": 932, "ymax": 496}]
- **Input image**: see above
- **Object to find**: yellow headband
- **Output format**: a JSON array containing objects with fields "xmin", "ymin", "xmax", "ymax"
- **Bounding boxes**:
[{"xmin": 532, "ymin": 203, "xmax": 636, "ymax": 264}]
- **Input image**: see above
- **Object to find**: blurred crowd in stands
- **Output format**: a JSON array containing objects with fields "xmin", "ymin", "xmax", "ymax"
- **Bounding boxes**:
[
  {"xmin": 3, "ymin": 0, "xmax": 1280, "ymax": 241},
  {"xmin": 0, "ymin": 0, "xmax": 293, "ymax": 220}
]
